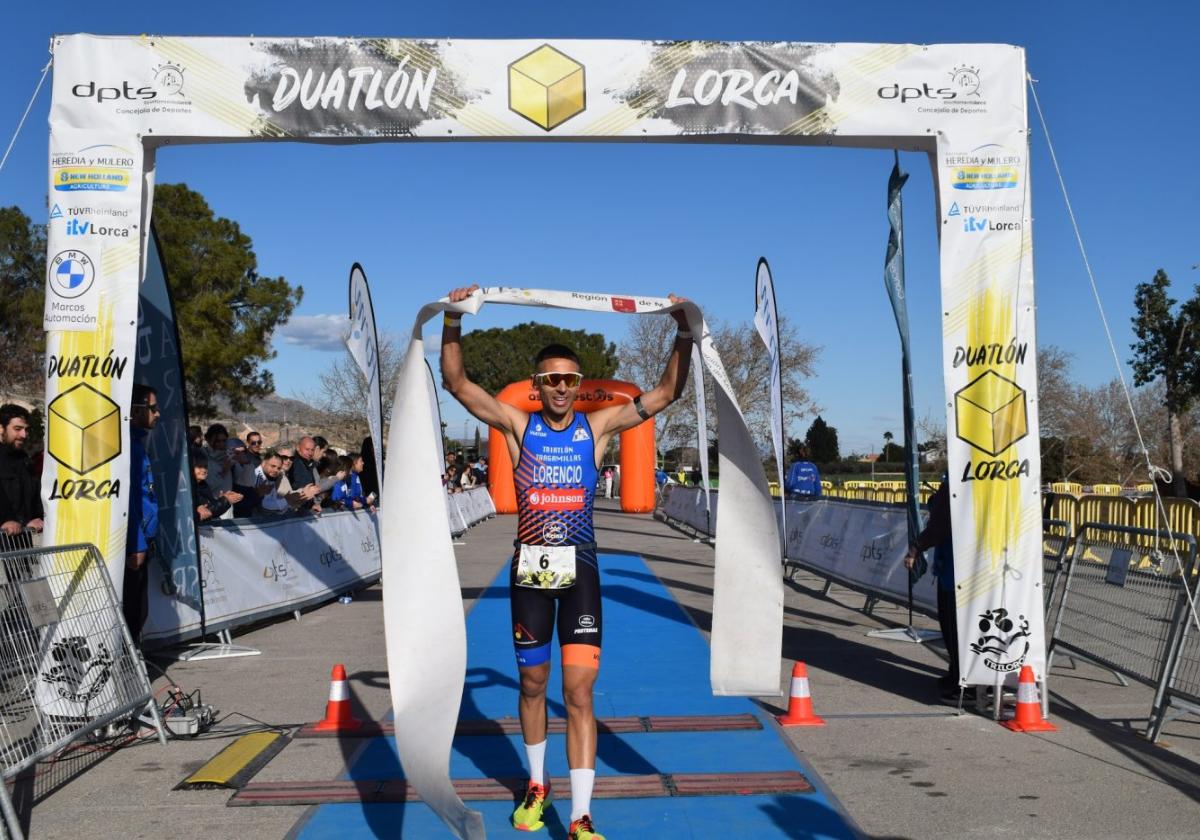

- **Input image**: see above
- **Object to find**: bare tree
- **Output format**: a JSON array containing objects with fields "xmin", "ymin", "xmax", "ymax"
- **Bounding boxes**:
[
  {"xmin": 617, "ymin": 314, "xmax": 820, "ymax": 457},
  {"xmin": 305, "ymin": 333, "xmax": 405, "ymax": 436}
]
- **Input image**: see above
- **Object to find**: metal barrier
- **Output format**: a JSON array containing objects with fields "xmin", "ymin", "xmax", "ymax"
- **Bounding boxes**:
[
  {"xmin": 1047, "ymin": 523, "xmax": 1198, "ymax": 741},
  {"xmin": 1, "ymin": 543, "xmax": 166, "ymax": 839},
  {"xmin": 1042, "ymin": 518, "xmax": 1072, "ymax": 628},
  {"xmin": 0, "ymin": 531, "xmax": 39, "ymax": 555},
  {"xmin": 1149, "ymin": 598, "xmax": 1200, "ymax": 742}
]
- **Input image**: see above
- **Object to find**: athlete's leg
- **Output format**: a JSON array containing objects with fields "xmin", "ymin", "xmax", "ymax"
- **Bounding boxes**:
[
  {"xmin": 511, "ymin": 568, "xmax": 559, "ymax": 830},
  {"xmin": 511, "ymin": 564, "xmax": 558, "ymax": 760},
  {"xmin": 557, "ymin": 550, "xmax": 603, "ymax": 824},
  {"xmin": 562, "ymin": 663, "xmax": 598, "ymax": 768},
  {"xmin": 518, "ymin": 661, "xmax": 551, "ymax": 746}
]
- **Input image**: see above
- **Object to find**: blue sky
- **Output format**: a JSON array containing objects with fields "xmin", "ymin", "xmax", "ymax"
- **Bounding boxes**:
[{"xmin": 4, "ymin": 2, "xmax": 1198, "ymax": 454}]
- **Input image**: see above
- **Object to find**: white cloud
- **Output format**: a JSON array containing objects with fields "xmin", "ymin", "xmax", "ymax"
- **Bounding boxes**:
[{"xmin": 276, "ymin": 314, "xmax": 349, "ymax": 352}]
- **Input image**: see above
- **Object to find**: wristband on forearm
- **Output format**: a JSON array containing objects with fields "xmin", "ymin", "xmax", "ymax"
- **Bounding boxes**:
[
  {"xmin": 444, "ymin": 314, "xmax": 462, "ymax": 327},
  {"xmin": 676, "ymin": 329, "xmax": 693, "ymax": 340}
]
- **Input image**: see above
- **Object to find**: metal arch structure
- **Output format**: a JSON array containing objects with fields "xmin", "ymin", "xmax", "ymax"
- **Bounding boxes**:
[{"xmin": 41, "ymin": 36, "xmax": 1043, "ymax": 837}]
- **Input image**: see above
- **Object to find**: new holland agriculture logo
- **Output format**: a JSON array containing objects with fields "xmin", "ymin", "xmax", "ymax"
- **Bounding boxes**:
[
  {"xmin": 954, "ymin": 370, "xmax": 1030, "ymax": 482},
  {"xmin": 508, "ymin": 44, "xmax": 586, "ymax": 131},
  {"xmin": 47, "ymin": 383, "xmax": 122, "ymax": 485}
]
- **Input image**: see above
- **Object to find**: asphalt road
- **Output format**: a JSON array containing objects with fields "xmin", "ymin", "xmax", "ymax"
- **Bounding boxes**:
[{"xmin": 11, "ymin": 499, "xmax": 1200, "ymax": 839}]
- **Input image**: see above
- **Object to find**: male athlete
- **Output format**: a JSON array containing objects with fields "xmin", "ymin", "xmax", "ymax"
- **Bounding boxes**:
[{"xmin": 442, "ymin": 285, "xmax": 692, "ymax": 840}]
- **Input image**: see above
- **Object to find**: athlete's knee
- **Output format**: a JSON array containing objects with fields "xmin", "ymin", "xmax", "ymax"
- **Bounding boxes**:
[
  {"xmin": 562, "ymin": 677, "xmax": 595, "ymax": 713},
  {"xmin": 519, "ymin": 666, "xmax": 549, "ymax": 698}
]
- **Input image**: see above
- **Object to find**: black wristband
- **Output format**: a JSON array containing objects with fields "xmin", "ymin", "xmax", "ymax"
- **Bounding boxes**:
[{"xmin": 633, "ymin": 394, "xmax": 652, "ymax": 421}]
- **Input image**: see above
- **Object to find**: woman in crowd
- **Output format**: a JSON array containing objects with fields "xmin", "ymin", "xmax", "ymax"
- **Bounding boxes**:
[{"xmin": 191, "ymin": 447, "xmax": 241, "ymax": 523}]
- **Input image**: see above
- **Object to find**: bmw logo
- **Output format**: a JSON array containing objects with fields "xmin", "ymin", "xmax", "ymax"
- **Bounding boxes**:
[{"xmin": 49, "ymin": 250, "xmax": 95, "ymax": 299}]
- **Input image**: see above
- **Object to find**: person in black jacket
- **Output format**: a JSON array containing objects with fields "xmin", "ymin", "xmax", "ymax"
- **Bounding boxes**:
[
  {"xmin": 904, "ymin": 477, "xmax": 958, "ymax": 702},
  {"xmin": 0, "ymin": 404, "xmax": 43, "ymax": 536},
  {"xmin": 190, "ymin": 447, "xmax": 238, "ymax": 523}
]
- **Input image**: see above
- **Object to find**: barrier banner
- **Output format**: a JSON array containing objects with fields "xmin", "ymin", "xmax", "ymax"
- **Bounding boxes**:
[
  {"xmin": 754, "ymin": 258, "xmax": 785, "ymax": 543},
  {"xmin": 660, "ymin": 487, "xmax": 939, "ymax": 613},
  {"xmin": 346, "ymin": 264, "xmax": 385, "ymax": 494},
  {"xmin": 141, "ymin": 510, "xmax": 380, "ymax": 644}
]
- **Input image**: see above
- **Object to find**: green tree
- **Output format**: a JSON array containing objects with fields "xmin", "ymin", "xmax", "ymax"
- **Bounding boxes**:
[
  {"xmin": 461, "ymin": 321, "xmax": 618, "ymax": 394},
  {"xmin": 0, "ymin": 206, "xmax": 47, "ymax": 396},
  {"xmin": 786, "ymin": 436, "xmax": 806, "ymax": 464},
  {"xmin": 804, "ymin": 415, "xmax": 840, "ymax": 464},
  {"xmin": 153, "ymin": 183, "xmax": 303, "ymax": 416},
  {"xmin": 1130, "ymin": 269, "xmax": 1200, "ymax": 496}
]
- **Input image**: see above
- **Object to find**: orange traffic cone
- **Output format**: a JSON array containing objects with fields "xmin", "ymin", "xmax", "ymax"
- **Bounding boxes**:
[
  {"xmin": 1000, "ymin": 665, "xmax": 1057, "ymax": 732},
  {"xmin": 776, "ymin": 662, "xmax": 825, "ymax": 727},
  {"xmin": 313, "ymin": 663, "xmax": 363, "ymax": 732}
]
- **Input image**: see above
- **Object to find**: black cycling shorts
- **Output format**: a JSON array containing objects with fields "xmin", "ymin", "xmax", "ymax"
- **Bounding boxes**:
[{"xmin": 510, "ymin": 545, "xmax": 601, "ymax": 670}]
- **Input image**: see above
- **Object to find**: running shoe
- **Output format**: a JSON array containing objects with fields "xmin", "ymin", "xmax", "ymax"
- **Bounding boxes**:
[
  {"xmin": 512, "ymin": 780, "xmax": 551, "ymax": 831},
  {"xmin": 568, "ymin": 814, "xmax": 605, "ymax": 839}
]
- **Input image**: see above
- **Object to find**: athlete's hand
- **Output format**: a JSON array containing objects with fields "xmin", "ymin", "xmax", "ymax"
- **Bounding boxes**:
[
  {"xmin": 668, "ymin": 293, "xmax": 691, "ymax": 330},
  {"xmin": 448, "ymin": 284, "xmax": 480, "ymax": 304}
]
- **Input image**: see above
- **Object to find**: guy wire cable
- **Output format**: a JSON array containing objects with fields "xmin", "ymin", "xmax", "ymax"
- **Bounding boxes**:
[
  {"xmin": 0, "ymin": 57, "xmax": 52, "ymax": 176},
  {"xmin": 1028, "ymin": 73, "xmax": 1200, "ymax": 634}
]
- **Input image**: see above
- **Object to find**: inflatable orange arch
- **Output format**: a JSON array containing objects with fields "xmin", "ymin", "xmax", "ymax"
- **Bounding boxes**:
[{"xmin": 488, "ymin": 379, "xmax": 656, "ymax": 514}]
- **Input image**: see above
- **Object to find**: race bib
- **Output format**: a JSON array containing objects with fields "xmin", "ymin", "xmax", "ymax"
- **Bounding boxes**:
[{"xmin": 515, "ymin": 544, "xmax": 576, "ymax": 590}]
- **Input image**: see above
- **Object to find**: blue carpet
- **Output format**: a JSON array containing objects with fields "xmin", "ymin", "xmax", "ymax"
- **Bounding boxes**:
[{"xmin": 295, "ymin": 552, "xmax": 856, "ymax": 839}]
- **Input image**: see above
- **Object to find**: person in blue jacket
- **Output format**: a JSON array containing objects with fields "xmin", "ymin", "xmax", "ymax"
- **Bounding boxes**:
[
  {"xmin": 124, "ymin": 383, "xmax": 160, "ymax": 644},
  {"xmin": 331, "ymin": 452, "xmax": 373, "ymax": 511}
]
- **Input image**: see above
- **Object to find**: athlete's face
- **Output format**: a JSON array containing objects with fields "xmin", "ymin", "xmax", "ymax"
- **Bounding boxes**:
[{"xmin": 533, "ymin": 357, "xmax": 582, "ymax": 420}]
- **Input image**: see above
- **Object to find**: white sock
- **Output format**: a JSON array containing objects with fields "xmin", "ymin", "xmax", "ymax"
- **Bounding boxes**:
[
  {"xmin": 525, "ymin": 740, "xmax": 547, "ymax": 785},
  {"xmin": 569, "ymin": 768, "xmax": 595, "ymax": 821}
]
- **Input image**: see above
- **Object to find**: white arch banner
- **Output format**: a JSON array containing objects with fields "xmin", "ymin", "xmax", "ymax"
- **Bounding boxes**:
[
  {"xmin": 42, "ymin": 36, "xmax": 1042, "ymax": 738},
  {"xmin": 384, "ymin": 289, "xmax": 781, "ymax": 836}
]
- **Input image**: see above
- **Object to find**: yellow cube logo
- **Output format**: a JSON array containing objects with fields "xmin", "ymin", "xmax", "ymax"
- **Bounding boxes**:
[
  {"xmin": 954, "ymin": 370, "xmax": 1028, "ymax": 456},
  {"xmin": 509, "ymin": 44, "xmax": 585, "ymax": 131},
  {"xmin": 48, "ymin": 383, "xmax": 122, "ymax": 474}
]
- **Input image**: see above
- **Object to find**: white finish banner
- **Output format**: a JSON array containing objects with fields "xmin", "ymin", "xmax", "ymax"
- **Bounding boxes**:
[
  {"xmin": 384, "ymin": 288, "xmax": 783, "ymax": 838},
  {"xmin": 141, "ymin": 510, "xmax": 381, "ymax": 644}
]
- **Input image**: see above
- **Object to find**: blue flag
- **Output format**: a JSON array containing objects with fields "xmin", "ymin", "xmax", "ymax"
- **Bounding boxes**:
[{"xmin": 884, "ymin": 152, "xmax": 926, "ymax": 583}]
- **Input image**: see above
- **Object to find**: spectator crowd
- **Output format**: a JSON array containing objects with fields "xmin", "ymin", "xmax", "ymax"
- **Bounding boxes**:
[
  {"xmin": 443, "ymin": 451, "xmax": 488, "ymax": 493},
  {"xmin": 189, "ymin": 424, "xmax": 381, "ymax": 524}
]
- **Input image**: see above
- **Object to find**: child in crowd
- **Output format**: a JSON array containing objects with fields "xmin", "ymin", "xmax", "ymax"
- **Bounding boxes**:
[{"xmin": 332, "ymin": 452, "xmax": 373, "ymax": 511}]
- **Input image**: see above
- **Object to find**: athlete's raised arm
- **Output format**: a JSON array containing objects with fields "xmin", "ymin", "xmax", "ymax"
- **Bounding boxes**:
[
  {"xmin": 441, "ymin": 285, "xmax": 527, "ymax": 441},
  {"xmin": 593, "ymin": 295, "xmax": 693, "ymax": 442}
]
